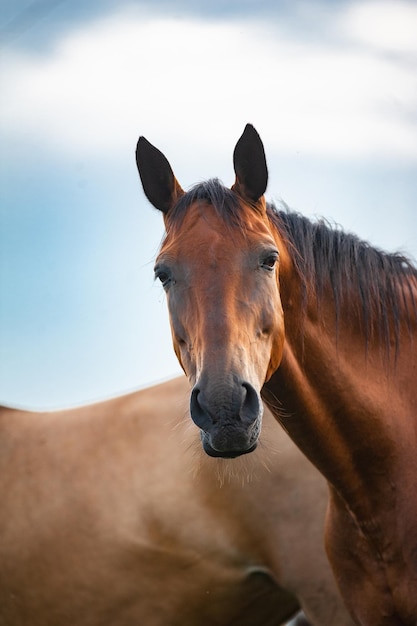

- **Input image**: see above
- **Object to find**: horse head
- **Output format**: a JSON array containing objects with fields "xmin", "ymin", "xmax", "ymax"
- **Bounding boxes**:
[{"xmin": 136, "ymin": 125, "xmax": 285, "ymax": 458}]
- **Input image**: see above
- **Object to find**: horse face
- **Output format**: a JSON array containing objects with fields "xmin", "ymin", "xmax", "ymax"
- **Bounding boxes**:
[
  {"xmin": 137, "ymin": 124, "xmax": 285, "ymax": 458},
  {"xmin": 156, "ymin": 201, "xmax": 284, "ymax": 457}
]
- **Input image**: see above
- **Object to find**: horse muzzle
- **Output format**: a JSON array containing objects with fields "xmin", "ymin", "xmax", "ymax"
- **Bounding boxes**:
[
  {"xmin": 190, "ymin": 379, "xmax": 263, "ymax": 458},
  {"xmin": 201, "ymin": 432, "xmax": 259, "ymax": 458}
]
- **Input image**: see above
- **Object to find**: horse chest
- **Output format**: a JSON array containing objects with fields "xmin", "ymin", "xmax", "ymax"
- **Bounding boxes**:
[{"xmin": 326, "ymin": 492, "xmax": 417, "ymax": 626}]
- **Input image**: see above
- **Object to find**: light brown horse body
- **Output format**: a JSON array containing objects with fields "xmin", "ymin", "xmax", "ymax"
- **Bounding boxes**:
[
  {"xmin": 136, "ymin": 125, "xmax": 417, "ymax": 625},
  {"xmin": 0, "ymin": 376, "xmax": 353, "ymax": 625}
]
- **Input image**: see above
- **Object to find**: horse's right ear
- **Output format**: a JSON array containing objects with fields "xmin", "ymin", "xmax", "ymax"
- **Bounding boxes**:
[{"xmin": 135, "ymin": 137, "xmax": 184, "ymax": 214}]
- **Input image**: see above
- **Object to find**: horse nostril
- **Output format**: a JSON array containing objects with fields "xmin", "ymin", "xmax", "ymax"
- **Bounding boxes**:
[
  {"xmin": 240, "ymin": 382, "xmax": 261, "ymax": 425},
  {"xmin": 190, "ymin": 385, "xmax": 212, "ymax": 431}
]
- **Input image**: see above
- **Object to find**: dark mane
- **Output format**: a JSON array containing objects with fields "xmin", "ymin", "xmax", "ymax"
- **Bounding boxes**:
[
  {"xmin": 268, "ymin": 204, "xmax": 417, "ymax": 353},
  {"xmin": 167, "ymin": 179, "xmax": 252, "ymax": 230},
  {"xmin": 166, "ymin": 178, "xmax": 416, "ymax": 353}
]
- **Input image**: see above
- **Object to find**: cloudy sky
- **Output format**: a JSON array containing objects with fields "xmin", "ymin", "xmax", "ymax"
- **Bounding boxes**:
[{"xmin": 1, "ymin": 0, "xmax": 416, "ymax": 408}]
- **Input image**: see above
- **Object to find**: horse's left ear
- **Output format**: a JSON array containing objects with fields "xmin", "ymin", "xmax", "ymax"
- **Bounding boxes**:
[
  {"xmin": 136, "ymin": 136, "xmax": 184, "ymax": 214},
  {"xmin": 232, "ymin": 124, "xmax": 268, "ymax": 203}
]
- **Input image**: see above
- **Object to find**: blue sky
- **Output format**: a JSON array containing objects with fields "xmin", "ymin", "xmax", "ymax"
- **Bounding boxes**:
[{"xmin": 1, "ymin": 0, "xmax": 416, "ymax": 408}]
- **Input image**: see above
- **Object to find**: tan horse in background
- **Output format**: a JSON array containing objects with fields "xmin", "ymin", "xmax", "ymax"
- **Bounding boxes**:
[{"xmin": 0, "ymin": 376, "xmax": 353, "ymax": 625}]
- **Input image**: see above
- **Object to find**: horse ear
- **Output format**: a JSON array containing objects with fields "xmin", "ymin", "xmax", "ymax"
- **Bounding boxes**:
[
  {"xmin": 136, "ymin": 137, "xmax": 184, "ymax": 214},
  {"xmin": 232, "ymin": 124, "xmax": 268, "ymax": 202}
]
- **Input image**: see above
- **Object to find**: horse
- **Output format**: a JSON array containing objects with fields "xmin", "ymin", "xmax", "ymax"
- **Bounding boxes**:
[
  {"xmin": 136, "ymin": 124, "xmax": 417, "ymax": 626},
  {"xmin": 0, "ymin": 376, "xmax": 354, "ymax": 625}
]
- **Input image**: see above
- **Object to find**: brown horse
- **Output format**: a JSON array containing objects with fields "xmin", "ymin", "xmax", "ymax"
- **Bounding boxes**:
[
  {"xmin": 0, "ymin": 377, "xmax": 354, "ymax": 625},
  {"xmin": 136, "ymin": 125, "xmax": 417, "ymax": 626}
]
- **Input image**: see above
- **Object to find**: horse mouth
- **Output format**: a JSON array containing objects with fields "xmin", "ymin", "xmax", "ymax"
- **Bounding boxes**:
[{"xmin": 201, "ymin": 435, "xmax": 258, "ymax": 459}]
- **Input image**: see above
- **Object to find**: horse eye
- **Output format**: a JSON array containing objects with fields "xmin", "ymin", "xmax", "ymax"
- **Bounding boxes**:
[
  {"xmin": 155, "ymin": 268, "xmax": 171, "ymax": 288},
  {"xmin": 261, "ymin": 252, "xmax": 278, "ymax": 271}
]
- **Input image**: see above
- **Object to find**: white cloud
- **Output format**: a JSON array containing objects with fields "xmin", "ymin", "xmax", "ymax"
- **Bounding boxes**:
[
  {"xmin": 1, "ymin": 2, "xmax": 416, "ymax": 161},
  {"xmin": 340, "ymin": 0, "xmax": 417, "ymax": 55}
]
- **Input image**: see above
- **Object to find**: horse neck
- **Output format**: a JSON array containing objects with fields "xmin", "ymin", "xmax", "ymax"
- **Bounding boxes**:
[{"xmin": 265, "ymin": 272, "xmax": 417, "ymax": 518}]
